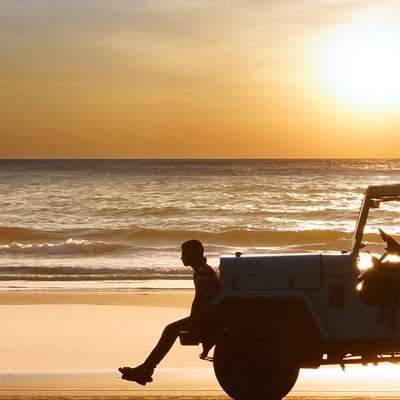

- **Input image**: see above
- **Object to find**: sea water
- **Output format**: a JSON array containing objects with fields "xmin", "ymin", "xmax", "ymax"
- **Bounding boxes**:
[{"xmin": 1, "ymin": 159, "xmax": 400, "ymax": 291}]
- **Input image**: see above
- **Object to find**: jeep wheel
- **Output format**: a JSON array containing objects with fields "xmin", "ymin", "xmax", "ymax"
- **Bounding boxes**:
[{"xmin": 213, "ymin": 318, "xmax": 300, "ymax": 400}]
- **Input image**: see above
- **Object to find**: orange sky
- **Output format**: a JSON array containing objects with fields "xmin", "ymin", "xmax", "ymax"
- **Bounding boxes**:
[{"xmin": 2, "ymin": 0, "xmax": 400, "ymax": 158}]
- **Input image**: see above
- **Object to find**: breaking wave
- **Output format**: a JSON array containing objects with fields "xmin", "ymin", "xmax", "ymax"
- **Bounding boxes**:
[
  {"xmin": 0, "ymin": 265, "xmax": 191, "ymax": 281},
  {"xmin": 0, "ymin": 223, "xmax": 363, "ymax": 257}
]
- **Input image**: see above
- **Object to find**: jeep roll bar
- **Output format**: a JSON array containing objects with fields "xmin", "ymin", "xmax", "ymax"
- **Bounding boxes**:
[{"xmin": 350, "ymin": 184, "xmax": 400, "ymax": 265}]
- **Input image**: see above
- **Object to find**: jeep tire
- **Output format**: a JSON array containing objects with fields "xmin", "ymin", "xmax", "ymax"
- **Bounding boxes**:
[{"xmin": 213, "ymin": 317, "xmax": 300, "ymax": 400}]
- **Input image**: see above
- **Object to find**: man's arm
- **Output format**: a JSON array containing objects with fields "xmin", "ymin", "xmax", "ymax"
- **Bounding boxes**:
[{"xmin": 187, "ymin": 276, "xmax": 210, "ymax": 328}]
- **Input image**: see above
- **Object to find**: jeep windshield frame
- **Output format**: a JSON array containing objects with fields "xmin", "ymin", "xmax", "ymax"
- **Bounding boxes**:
[{"xmin": 350, "ymin": 184, "xmax": 400, "ymax": 265}]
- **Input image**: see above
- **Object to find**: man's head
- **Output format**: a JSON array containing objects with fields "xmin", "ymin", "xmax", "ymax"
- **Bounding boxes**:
[{"xmin": 181, "ymin": 239, "xmax": 204, "ymax": 268}]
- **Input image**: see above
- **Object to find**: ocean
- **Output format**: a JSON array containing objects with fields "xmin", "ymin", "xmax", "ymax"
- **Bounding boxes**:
[{"xmin": 1, "ymin": 158, "xmax": 400, "ymax": 291}]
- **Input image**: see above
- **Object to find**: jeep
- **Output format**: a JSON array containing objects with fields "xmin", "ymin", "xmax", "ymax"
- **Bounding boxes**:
[{"xmin": 181, "ymin": 184, "xmax": 400, "ymax": 400}]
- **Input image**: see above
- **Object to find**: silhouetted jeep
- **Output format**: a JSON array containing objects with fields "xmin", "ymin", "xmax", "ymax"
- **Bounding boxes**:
[{"xmin": 181, "ymin": 184, "xmax": 400, "ymax": 400}]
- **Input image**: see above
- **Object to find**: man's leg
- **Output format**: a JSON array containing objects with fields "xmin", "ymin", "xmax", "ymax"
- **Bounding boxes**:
[
  {"xmin": 119, "ymin": 316, "xmax": 190, "ymax": 384},
  {"xmin": 144, "ymin": 316, "xmax": 190, "ymax": 368}
]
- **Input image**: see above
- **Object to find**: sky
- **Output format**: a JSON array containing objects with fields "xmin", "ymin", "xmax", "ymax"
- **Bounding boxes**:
[{"xmin": 2, "ymin": 0, "xmax": 400, "ymax": 158}]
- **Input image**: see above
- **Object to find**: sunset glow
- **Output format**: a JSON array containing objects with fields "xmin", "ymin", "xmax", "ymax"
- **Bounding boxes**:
[{"xmin": 2, "ymin": 1, "xmax": 400, "ymax": 158}]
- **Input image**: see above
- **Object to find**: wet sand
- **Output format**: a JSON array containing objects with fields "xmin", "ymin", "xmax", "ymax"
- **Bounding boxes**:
[
  {"xmin": 1, "ymin": 291, "xmax": 400, "ymax": 399},
  {"xmin": 2, "ymin": 367, "xmax": 400, "ymax": 399}
]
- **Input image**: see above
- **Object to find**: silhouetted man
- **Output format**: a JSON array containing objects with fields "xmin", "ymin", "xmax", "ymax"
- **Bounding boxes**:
[{"xmin": 119, "ymin": 239, "xmax": 220, "ymax": 385}]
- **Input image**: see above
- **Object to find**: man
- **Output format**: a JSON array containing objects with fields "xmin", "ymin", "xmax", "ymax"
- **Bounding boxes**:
[{"xmin": 119, "ymin": 239, "xmax": 220, "ymax": 385}]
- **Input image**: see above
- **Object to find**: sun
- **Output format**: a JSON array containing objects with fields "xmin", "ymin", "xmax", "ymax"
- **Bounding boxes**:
[{"xmin": 325, "ymin": 21, "xmax": 400, "ymax": 105}]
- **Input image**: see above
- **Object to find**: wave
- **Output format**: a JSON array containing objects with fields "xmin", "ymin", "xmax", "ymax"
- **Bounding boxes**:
[
  {"xmin": 0, "ymin": 225, "xmax": 357, "ymax": 247},
  {"xmin": 0, "ymin": 265, "xmax": 192, "ymax": 281},
  {"xmin": 4, "ymin": 225, "xmax": 391, "ymax": 259},
  {"xmin": 0, "ymin": 226, "xmax": 53, "ymax": 243},
  {"xmin": 117, "ymin": 227, "xmax": 355, "ymax": 248},
  {"xmin": 0, "ymin": 239, "xmax": 130, "ymax": 255}
]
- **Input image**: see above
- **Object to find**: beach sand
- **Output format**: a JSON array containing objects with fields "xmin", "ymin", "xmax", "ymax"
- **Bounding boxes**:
[
  {"xmin": 2, "ymin": 291, "xmax": 400, "ymax": 399},
  {"xmin": 0, "ymin": 291, "xmax": 228, "ymax": 398}
]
